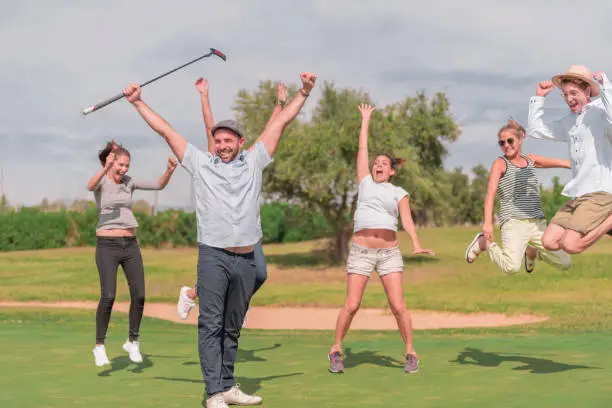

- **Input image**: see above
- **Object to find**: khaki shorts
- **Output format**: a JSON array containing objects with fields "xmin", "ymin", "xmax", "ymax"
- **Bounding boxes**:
[
  {"xmin": 551, "ymin": 191, "xmax": 612, "ymax": 234},
  {"xmin": 345, "ymin": 243, "xmax": 404, "ymax": 277}
]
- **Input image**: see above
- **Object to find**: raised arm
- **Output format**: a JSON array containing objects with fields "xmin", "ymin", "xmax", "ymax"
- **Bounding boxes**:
[
  {"xmin": 357, "ymin": 104, "xmax": 375, "ymax": 183},
  {"xmin": 248, "ymin": 82, "xmax": 288, "ymax": 152},
  {"xmin": 87, "ymin": 152, "xmax": 114, "ymax": 191},
  {"xmin": 257, "ymin": 72, "xmax": 317, "ymax": 157},
  {"xmin": 266, "ymin": 82, "xmax": 287, "ymax": 129},
  {"xmin": 157, "ymin": 156, "xmax": 178, "ymax": 188},
  {"xmin": 482, "ymin": 158, "xmax": 505, "ymax": 240},
  {"xmin": 593, "ymin": 71, "xmax": 612, "ymax": 129},
  {"xmin": 195, "ymin": 78, "xmax": 216, "ymax": 155},
  {"xmin": 123, "ymin": 84, "xmax": 188, "ymax": 162},
  {"xmin": 527, "ymin": 81, "xmax": 567, "ymax": 142},
  {"xmin": 131, "ymin": 157, "xmax": 178, "ymax": 190},
  {"xmin": 526, "ymin": 154, "xmax": 571, "ymax": 169},
  {"xmin": 398, "ymin": 197, "xmax": 434, "ymax": 256}
]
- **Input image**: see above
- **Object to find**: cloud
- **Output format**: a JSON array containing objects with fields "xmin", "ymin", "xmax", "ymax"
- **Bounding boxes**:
[
  {"xmin": 1, "ymin": 1, "xmax": 610, "ymax": 206},
  {"xmin": 381, "ymin": 69, "xmax": 542, "ymax": 90}
]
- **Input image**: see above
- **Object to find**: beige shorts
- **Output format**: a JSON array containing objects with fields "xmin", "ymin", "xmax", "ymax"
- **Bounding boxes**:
[
  {"xmin": 345, "ymin": 243, "xmax": 404, "ymax": 277},
  {"xmin": 551, "ymin": 191, "xmax": 612, "ymax": 234}
]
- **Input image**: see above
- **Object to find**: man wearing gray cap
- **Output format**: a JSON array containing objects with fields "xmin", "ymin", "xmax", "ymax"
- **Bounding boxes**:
[
  {"xmin": 175, "ymin": 81, "xmax": 290, "ymax": 323},
  {"xmin": 122, "ymin": 71, "xmax": 317, "ymax": 408}
]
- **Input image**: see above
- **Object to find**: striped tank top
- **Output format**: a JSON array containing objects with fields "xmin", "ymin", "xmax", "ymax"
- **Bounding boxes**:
[{"xmin": 496, "ymin": 155, "xmax": 544, "ymax": 226}]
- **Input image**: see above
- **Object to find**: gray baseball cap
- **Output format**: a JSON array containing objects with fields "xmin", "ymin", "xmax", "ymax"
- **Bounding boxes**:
[{"xmin": 211, "ymin": 119, "xmax": 245, "ymax": 139}]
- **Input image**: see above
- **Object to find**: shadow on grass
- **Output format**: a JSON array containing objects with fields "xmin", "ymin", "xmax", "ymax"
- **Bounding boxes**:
[
  {"xmin": 402, "ymin": 255, "xmax": 439, "ymax": 265},
  {"xmin": 153, "ymin": 372, "xmax": 303, "ymax": 404},
  {"xmin": 343, "ymin": 347, "xmax": 404, "ymax": 370},
  {"xmin": 97, "ymin": 353, "xmax": 155, "ymax": 377},
  {"xmin": 450, "ymin": 347, "xmax": 603, "ymax": 374},
  {"xmin": 266, "ymin": 250, "xmax": 334, "ymax": 268},
  {"xmin": 266, "ymin": 250, "xmax": 439, "ymax": 268},
  {"xmin": 182, "ymin": 343, "xmax": 283, "ymax": 366}
]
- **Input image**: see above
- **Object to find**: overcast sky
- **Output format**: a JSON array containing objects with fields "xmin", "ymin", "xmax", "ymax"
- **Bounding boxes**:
[{"xmin": 1, "ymin": 0, "xmax": 610, "ymax": 207}]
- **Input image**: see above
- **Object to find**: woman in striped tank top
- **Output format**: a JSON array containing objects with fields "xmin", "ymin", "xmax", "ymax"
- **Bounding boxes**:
[{"xmin": 465, "ymin": 119, "xmax": 572, "ymax": 274}]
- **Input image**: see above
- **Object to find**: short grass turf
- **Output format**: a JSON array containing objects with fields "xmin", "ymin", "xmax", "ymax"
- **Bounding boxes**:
[{"xmin": 1, "ymin": 309, "xmax": 611, "ymax": 408}]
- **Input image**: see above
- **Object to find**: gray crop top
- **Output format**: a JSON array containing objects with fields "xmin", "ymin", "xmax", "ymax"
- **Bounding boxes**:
[{"xmin": 93, "ymin": 175, "xmax": 161, "ymax": 231}]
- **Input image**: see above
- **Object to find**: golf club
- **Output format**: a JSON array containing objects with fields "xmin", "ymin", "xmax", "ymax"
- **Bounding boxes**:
[{"xmin": 81, "ymin": 47, "xmax": 226, "ymax": 116}]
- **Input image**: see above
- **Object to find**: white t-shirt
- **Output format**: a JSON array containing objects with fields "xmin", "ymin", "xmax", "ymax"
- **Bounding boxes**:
[{"xmin": 353, "ymin": 175, "xmax": 409, "ymax": 232}]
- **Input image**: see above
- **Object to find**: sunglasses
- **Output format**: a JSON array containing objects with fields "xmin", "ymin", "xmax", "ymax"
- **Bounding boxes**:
[{"xmin": 498, "ymin": 138, "xmax": 515, "ymax": 147}]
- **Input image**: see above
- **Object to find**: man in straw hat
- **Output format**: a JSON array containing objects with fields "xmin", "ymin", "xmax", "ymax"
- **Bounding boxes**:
[{"xmin": 527, "ymin": 65, "xmax": 612, "ymax": 254}]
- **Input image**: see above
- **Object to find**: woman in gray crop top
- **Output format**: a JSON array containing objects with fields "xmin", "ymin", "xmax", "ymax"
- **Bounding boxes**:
[
  {"xmin": 465, "ymin": 119, "xmax": 571, "ymax": 275},
  {"xmin": 87, "ymin": 141, "xmax": 177, "ymax": 368},
  {"xmin": 328, "ymin": 104, "xmax": 434, "ymax": 375}
]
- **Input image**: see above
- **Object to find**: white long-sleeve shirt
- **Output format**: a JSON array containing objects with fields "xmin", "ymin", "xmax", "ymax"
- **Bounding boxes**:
[{"xmin": 527, "ymin": 74, "xmax": 612, "ymax": 198}]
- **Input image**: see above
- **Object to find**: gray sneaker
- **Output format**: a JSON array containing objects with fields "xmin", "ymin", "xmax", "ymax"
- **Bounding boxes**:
[
  {"xmin": 405, "ymin": 353, "xmax": 420, "ymax": 373},
  {"xmin": 328, "ymin": 351, "xmax": 344, "ymax": 373}
]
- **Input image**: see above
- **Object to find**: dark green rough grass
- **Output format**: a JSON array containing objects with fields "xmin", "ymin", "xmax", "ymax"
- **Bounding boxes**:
[{"xmin": 1, "ymin": 309, "xmax": 612, "ymax": 408}]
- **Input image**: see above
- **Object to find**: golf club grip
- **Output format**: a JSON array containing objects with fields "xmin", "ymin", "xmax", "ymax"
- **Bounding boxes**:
[
  {"xmin": 82, "ymin": 93, "xmax": 125, "ymax": 115},
  {"xmin": 211, "ymin": 48, "xmax": 227, "ymax": 60}
]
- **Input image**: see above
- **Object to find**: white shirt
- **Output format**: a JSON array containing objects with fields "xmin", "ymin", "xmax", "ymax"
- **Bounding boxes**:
[
  {"xmin": 527, "ymin": 74, "xmax": 612, "ymax": 198},
  {"xmin": 353, "ymin": 175, "xmax": 409, "ymax": 232}
]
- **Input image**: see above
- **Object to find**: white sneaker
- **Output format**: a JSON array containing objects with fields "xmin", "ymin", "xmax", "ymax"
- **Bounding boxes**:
[
  {"xmin": 465, "ymin": 233, "xmax": 484, "ymax": 263},
  {"xmin": 122, "ymin": 340, "xmax": 143, "ymax": 363},
  {"xmin": 222, "ymin": 384, "xmax": 262, "ymax": 406},
  {"xmin": 206, "ymin": 394, "xmax": 229, "ymax": 408},
  {"xmin": 93, "ymin": 345, "xmax": 110, "ymax": 367},
  {"xmin": 177, "ymin": 286, "xmax": 196, "ymax": 320}
]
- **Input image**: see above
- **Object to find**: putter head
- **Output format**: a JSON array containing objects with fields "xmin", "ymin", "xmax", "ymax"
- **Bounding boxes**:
[{"xmin": 210, "ymin": 48, "xmax": 227, "ymax": 61}]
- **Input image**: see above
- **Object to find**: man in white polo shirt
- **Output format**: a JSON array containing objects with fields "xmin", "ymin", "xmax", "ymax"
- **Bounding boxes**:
[
  {"xmin": 527, "ymin": 65, "xmax": 612, "ymax": 254},
  {"xmin": 122, "ymin": 72, "xmax": 317, "ymax": 408}
]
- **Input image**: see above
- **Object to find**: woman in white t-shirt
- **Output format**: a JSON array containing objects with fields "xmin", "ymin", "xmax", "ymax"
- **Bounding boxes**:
[{"xmin": 328, "ymin": 104, "xmax": 434, "ymax": 375}]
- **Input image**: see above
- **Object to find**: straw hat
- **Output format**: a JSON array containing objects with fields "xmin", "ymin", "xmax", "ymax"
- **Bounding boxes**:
[{"xmin": 552, "ymin": 65, "xmax": 600, "ymax": 97}]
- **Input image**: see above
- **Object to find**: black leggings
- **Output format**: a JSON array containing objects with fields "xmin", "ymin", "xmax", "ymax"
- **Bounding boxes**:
[{"xmin": 95, "ymin": 236, "xmax": 145, "ymax": 344}]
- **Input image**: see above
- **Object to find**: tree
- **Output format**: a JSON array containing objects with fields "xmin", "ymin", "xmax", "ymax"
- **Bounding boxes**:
[
  {"xmin": 465, "ymin": 164, "xmax": 490, "ymax": 224},
  {"xmin": 0, "ymin": 194, "xmax": 8, "ymax": 212},
  {"xmin": 70, "ymin": 199, "xmax": 97, "ymax": 213},
  {"xmin": 233, "ymin": 81, "xmax": 460, "ymax": 261},
  {"xmin": 446, "ymin": 167, "xmax": 471, "ymax": 224},
  {"xmin": 39, "ymin": 198, "xmax": 50, "ymax": 212},
  {"xmin": 385, "ymin": 91, "xmax": 460, "ymax": 171},
  {"xmin": 234, "ymin": 80, "xmax": 299, "ymax": 141},
  {"xmin": 540, "ymin": 176, "xmax": 569, "ymax": 221},
  {"xmin": 132, "ymin": 199, "xmax": 153, "ymax": 215}
]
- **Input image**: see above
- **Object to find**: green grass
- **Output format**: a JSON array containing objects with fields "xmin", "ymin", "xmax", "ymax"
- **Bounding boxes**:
[
  {"xmin": 1, "ymin": 227, "xmax": 612, "ymax": 331},
  {"xmin": 1, "ymin": 308, "xmax": 611, "ymax": 408},
  {"xmin": 2, "ymin": 230, "xmax": 612, "ymax": 407}
]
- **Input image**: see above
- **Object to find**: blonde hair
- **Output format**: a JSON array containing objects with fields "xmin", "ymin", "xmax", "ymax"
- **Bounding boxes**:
[{"xmin": 497, "ymin": 119, "xmax": 525, "ymax": 140}]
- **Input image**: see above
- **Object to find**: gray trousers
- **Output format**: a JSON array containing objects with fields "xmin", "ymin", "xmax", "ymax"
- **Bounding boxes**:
[
  {"xmin": 252, "ymin": 240, "xmax": 267, "ymax": 295},
  {"xmin": 196, "ymin": 244, "xmax": 256, "ymax": 396}
]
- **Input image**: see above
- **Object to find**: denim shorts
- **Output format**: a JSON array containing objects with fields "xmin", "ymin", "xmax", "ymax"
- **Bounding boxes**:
[{"xmin": 345, "ymin": 243, "xmax": 404, "ymax": 277}]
